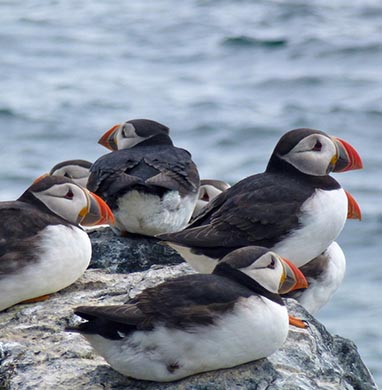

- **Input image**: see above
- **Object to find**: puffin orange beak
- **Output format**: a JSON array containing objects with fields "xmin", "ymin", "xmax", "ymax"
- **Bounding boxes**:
[
  {"xmin": 98, "ymin": 124, "xmax": 120, "ymax": 151},
  {"xmin": 278, "ymin": 257, "xmax": 308, "ymax": 294},
  {"xmin": 331, "ymin": 137, "xmax": 363, "ymax": 173},
  {"xmin": 33, "ymin": 173, "xmax": 49, "ymax": 183},
  {"xmin": 345, "ymin": 190, "xmax": 362, "ymax": 220},
  {"xmin": 79, "ymin": 190, "xmax": 115, "ymax": 226}
]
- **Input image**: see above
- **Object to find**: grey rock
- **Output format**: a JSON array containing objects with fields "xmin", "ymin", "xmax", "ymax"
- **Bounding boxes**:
[
  {"xmin": 0, "ymin": 228, "xmax": 378, "ymax": 389},
  {"xmin": 88, "ymin": 226, "xmax": 184, "ymax": 272},
  {"xmin": 0, "ymin": 260, "xmax": 377, "ymax": 390}
]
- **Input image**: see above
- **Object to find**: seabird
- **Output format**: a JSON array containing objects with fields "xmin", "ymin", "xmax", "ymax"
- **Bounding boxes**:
[
  {"xmin": 68, "ymin": 246, "xmax": 307, "ymax": 382},
  {"xmin": 158, "ymin": 128, "xmax": 363, "ymax": 272},
  {"xmin": 0, "ymin": 176, "xmax": 114, "ymax": 311},
  {"xmin": 87, "ymin": 119, "xmax": 200, "ymax": 236}
]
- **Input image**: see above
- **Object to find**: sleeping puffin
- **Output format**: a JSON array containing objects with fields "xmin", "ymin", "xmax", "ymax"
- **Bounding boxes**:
[
  {"xmin": 87, "ymin": 119, "xmax": 200, "ymax": 236},
  {"xmin": 0, "ymin": 176, "xmax": 114, "ymax": 311},
  {"xmin": 49, "ymin": 159, "xmax": 92, "ymax": 187},
  {"xmin": 192, "ymin": 179, "xmax": 231, "ymax": 219},
  {"xmin": 68, "ymin": 246, "xmax": 307, "ymax": 382},
  {"xmin": 158, "ymin": 128, "xmax": 363, "ymax": 272},
  {"xmin": 285, "ymin": 241, "xmax": 345, "ymax": 314}
]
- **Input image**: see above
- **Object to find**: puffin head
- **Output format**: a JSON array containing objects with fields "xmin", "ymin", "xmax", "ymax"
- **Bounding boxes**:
[
  {"xmin": 198, "ymin": 179, "xmax": 231, "ymax": 202},
  {"xmin": 214, "ymin": 246, "xmax": 308, "ymax": 295},
  {"xmin": 192, "ymin": 179, "xmax": 231, "ymax": 218},
  {"xmin": 98, "ymin": 119, "xmax": 170, "ymax": 151},
  {"xmin": 268, "ymin": 128, "xmax": 363, "ymax": 176},
  {"xmin": 47, "ymin": 159, "xmax": 92, "ymax": 187},
  {"xmin": 21, "ymin": 176, "xmax": 114, "ymax": 226}
]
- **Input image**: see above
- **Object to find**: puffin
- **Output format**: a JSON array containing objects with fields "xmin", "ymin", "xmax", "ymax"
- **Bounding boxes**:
[
  {"xmin": 68, "ymin": 246, "xmax": 308, "ymax": 382},
  {"xmin": 49, "ymin": 159, "xmax": 92, "ymax": 187},
  {"xmin": 192, "ymin": 179, "xmax": 231, "ymax": 219},
  {"xmin": 87, "ymin": 119, "xmax": 200, "ymax": 236},
  {"xmin": 285, "ymin": 241, "xmax": 345, "ymax": 315},
  {"xmin": 0, "ymin": 176, "xmax": 114, "ymax": 312},
  {"xmin": 158, "ymin": 128, "xmax": 363, "ymax": 273}
]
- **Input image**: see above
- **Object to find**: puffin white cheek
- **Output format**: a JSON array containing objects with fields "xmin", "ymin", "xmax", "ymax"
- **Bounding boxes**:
[
  {"xmin": 44, "ymin": 199, "xmax": 77, "ymax": 223},
  {"xmin": 119, "ymin": 136, "xmax": 147, "ymax": 149},
  {"xmin": 265, "ymin": 270, "xmax": 284, "ymax": 294},
  {"xmin": 243, "ymin": 269, "xmax": 281, "ymax": 294},
  {"xmin": 303, "ymin": 153, "xmax": 330, "ymax": 176},
  {"xmin": 283, "ymin": 151, "xmax": 332, "ymax": 176},
  {"xmin": 52, "ymin": 192, "xmax": 89, "ymax": 224}
]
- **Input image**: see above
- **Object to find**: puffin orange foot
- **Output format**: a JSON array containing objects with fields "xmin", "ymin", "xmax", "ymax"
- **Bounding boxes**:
[
  {"xmin": 289, "ymin": 315, "xmax": 308, "ymax": 329},
  {"xmin": 21, "ymin": 294, "xmax": 51, "ymax": 304}
]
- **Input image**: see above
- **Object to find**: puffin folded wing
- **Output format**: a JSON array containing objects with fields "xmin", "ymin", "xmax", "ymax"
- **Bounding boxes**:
[
  {"xmin": 87, "ymin": 153, "xmax": 141, "ymax": 193},
  {"xmin": 75, "ymin": 304, "xmax": 145, "ymax": 324},
  {"xmin": 73, "ymin": 304, "xmax": 154, "ymax": 336},
  {"xmin": 158, "ymin": 210, "xmax": 292, "ymax": 248},
  {"xmin": 164, "ymin": 302, "xmax": 236, "ymax": 328},
  {"xmin": 145, "ymin": 172, "xmax": 181, "ymax": 191},
  {"xmin": 101, "ymin": 173, "xmax": 143, "ymax": 195},
  {"xmin": 144, "ymin": 157, "xmax": 200, "ymax": 195},
  {"xmin": 74, "ymin": 293, "xmax": 239, "ymax": 333},
  {"xmin": 158, "ymin": 223, "xmax": 246, "ymax": 248},
  {"xmin": 0, "ymin": 204, "xmax": 59, "ymax": 275}
]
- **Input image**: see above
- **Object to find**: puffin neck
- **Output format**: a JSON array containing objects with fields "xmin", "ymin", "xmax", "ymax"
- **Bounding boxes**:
[
  {"xmin": 18, "ymin": 190, "xmax": 44, "ymax": 207},
  {"xmin": 138, "ymin": 133, "xmax": 173, "ymax": 147},
  {"xmin": 266, "ymin": 153, "xmax": 302, "ymax": 176},
  {"xmin": 213, "ymin": 262, "xmax": 284, "ymax": 306},
  {"xmin": 265, "ymin": 153, "xmax": 341, "ymax": 189}
]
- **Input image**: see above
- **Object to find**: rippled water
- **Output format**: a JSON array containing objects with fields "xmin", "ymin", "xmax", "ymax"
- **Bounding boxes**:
[{"xmin": 1, "ymin": 0, "xmax": 381, "ymax": 386}]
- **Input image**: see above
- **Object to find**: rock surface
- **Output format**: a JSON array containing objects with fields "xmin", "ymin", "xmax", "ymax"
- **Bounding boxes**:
[
  {"xmin": 0, "ymin": 228, "xmax": 378, "ymax": 390},
  {"xmin": 88, "ymin": 226, "xmax": 184, "ymax": 272}
]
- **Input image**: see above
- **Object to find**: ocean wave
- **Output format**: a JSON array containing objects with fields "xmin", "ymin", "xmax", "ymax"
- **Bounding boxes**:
[
  {"xmin": 255, "ymin": 74, "xmax": 377, "ymax": 89},
  {"xmin": 0, "ymin": 107, "xmax": 17, "ymax": 118},
  {"xmin": 319, "ymin": 42, "xmax": 382, "ymax": 56},
  {"xmin": 330, "ymin": 106, "xmax": 382, "ymax": 116},
  {"xmin": 222, "ymin": 35, "xmax": 287, "ymax": 48}
]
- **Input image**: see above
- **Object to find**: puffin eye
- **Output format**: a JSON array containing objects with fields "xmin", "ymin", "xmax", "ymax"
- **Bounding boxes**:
[
  {"xmin": 65, "ymin": 189, "xmax": 74, "ymax": 199},
  {"xmin": 268, "ymin": 257, "xmax": 276, "ymax": 269},
  {"xmin": 312, "ymin": 140, "xmax": 322, "ymax": 151}
]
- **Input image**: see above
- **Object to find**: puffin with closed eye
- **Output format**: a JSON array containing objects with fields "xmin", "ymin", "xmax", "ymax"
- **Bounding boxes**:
[
  {"xmin": 68, "ymin": 246, "xmax": 308, "ymax": 382},
  {"xmin": 49, "ymin": 159, "xmax": 92, "ymax": 187},
  {"xmin": 192, "ymin": 179, "xmax": 231, "ymax": 219},
  {"xmin": 0, "ymin": 176, "xmax": 114, "ymax": 312},
  {"xmin": 285, "ymin": 241, "xmax": 345, "ymax": 315},
  {"xmin": 158, "ymin": 128, "xmax": 363, "ymax": 273},
  {"xmin": 87, "ymin": 119, "xmax": 200, "ymax": 237}
]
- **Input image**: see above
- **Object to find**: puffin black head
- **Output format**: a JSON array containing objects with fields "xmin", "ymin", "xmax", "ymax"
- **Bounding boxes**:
[
  {"xmin": 98, "ymin": 119, "xmax": 171, "ymax": 151},
  {"xmin": 266, "ymin": 128, "xmax": 363, "ymax": 176},
  {"xmin": 18, "ymin": 176, "xmax": 114, "ymax": 227},
  {"xmin": 213, "ymin": 246, "xmax": 308, "ymax": 295}
]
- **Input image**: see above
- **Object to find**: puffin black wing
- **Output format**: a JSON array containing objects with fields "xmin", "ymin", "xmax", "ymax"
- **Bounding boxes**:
[
  {"xmin": 143, "ymin": 147, "xmax": 199, "ymax": 195},
  {"xmin": 87, "ymin": 151, "xmax": 142, "ymax": 192},
  {"xmin": 159, "ymin": 172, "xmax": 314, "ymax": 249},
  {"xmin": 87, "ymin": 145, "xmax": 199, "ymax": 207},
  {"xmin": 0, "ymin": 202, "xmax": 68, "ymax": 275},
  {"xmin": 72, "ymin": 273, "xmax": 255, "ymax": 339}
]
